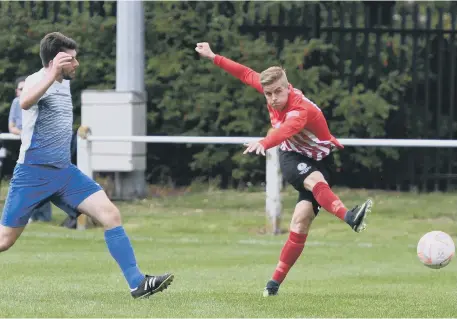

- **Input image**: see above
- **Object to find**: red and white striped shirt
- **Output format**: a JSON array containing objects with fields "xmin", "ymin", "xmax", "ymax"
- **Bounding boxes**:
[{"xmin": 214, "ymin": 55, "xmax": 344, "ymax": 161}]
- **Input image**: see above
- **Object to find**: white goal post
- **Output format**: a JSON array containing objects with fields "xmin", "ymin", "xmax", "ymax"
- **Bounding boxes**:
[{"xmin": 76, "ymin": 134, "xmax": 457, "ymax": 232}]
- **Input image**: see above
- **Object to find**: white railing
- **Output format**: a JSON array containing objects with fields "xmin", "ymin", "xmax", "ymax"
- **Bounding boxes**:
[
  {"xmin": 76, "ymin": 135, "xmax": 284, "ymax": 231},
  {"xmin": 0, "ymin": 133, "xmax": 20, "ymax": 160},
  {"xmin": 86, "ymin": 135, "xmax": 457, "ymax": 147},
  {"xmin": 0, "ymin": 133, "xmax": 21, "ymax": 141},
  {"xmin": 76, "ymin": 135, "xmax": 457, "ymax": 231},
  {"xmin": 2, "ymin": 132, "xmax": 457, "ymax": 232}
]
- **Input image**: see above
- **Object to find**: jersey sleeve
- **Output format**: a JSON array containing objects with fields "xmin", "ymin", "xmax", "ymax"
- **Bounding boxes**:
[
  {"xmin": 8, "ymin": 98, "xmax": 19, "ymax": 123},
  {"xmin": 213, "ymin": 55, "xmax": 263, "ymax": 93},
  {"xmin": 259, "ymin": 109, "xmax": 308, "ymax": 150}
]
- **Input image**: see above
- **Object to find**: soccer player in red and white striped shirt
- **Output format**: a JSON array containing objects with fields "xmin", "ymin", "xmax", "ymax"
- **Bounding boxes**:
[{"xmin": 196, "ymin": 42, "xmax": 373, "ymax": 297}]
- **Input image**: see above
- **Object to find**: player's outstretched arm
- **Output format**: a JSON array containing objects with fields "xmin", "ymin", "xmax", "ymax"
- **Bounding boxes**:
[
  {"xmin": 260, "ymin": 111, "xmax": 308, "ymax": 150},
  {"xmin": 20, "ymin": 52, "xmax": 73, "ymax": 110},
  {"xmin": 195, "ymin": 42, "xmax": 263, "ymax": 93},
  {"xmin": 243, "ymin": 111, "xmax": 308, "ymax": 157}
]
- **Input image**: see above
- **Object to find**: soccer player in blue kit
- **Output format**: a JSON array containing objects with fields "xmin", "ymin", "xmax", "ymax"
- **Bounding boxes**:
[{"xmin": 0, "ymin": 32, "xmax": 174, "ymax": 299}]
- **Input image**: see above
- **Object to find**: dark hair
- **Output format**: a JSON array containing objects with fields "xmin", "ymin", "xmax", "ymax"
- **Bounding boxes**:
[
  {"xmin": 39, "ymin": 32, "xmax": 78, "ymax": 67},
  {"xmin": 15, "ymin": 76, "xmax": 27, "ymax": 87}
]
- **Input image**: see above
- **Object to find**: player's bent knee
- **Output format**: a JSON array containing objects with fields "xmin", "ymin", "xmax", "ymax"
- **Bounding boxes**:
[
  {"xmin": 107, "ymin": 206, "xmax": 122, "ymax": 226},
  {"xmin": 0, "ymin": 226, "xmax": 23, "ymax": 252},
  {"xmin": 97, "ymin": 204, "xmax": 122, "ymax": 229},
  {"xmin": 290, "ymin": 201, "xmax": 315, "ymax": 234},
  {"xmin": 0, "ymin": 239, "xmax": 15, "ymax": 252},
  {"xmin": 78, "ymin": 191, "xmax": 122, "ymax": 229},
  {"xmin": 303, "ymin": 171, "xmax": 327, "ymax": 192}
]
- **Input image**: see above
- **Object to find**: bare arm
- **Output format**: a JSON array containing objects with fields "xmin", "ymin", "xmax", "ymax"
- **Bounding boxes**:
[
  {"xmin": 19, "ymin": 74, "xmax": 56, "ymax": 110},
  {"xmin": 8, "ymin": 123, "xmax": 21, "ymax": 135}
]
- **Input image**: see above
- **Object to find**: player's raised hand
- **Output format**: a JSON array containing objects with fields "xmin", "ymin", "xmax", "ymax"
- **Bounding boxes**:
[
  {"xmin": 49, "ymin": 52, "xmax": 73, "ymax": 79},
  {"xmin": 195, "ymin": 42, "xmax": 216, "ymax": 60},
  {"xmin": 243, "ymin": 141, "xmax": 266, "ymax": 156}
]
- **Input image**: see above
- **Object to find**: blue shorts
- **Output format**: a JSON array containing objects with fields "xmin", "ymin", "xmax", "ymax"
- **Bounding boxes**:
[{"xmin": 1, "ymin": 164, "xmax": 102, "ymax": 228}]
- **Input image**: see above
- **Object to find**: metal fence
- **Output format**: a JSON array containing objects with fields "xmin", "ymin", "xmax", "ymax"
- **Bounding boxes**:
[{"xmin": 240, "ymin": 2, "xmax": 457, "ymax": 191}]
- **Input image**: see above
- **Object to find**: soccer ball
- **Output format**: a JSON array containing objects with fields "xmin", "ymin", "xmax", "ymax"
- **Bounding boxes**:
[{"xmin": 417, "ymin": 231, "xmax": 455, "ymax": 269}]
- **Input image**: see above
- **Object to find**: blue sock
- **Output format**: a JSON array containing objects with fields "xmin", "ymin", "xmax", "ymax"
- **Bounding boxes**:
[{"xmin": 104, "ymin": 226, "xmax": 145, "ymax": 289}]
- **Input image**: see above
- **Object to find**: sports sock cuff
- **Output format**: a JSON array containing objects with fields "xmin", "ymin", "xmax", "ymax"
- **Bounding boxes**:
[
  {"xmin": 312, "ymin": 181, "xmax": 329, "ymax": 195},
  {"xmin": 289, "ymin": 231, "xmax": 307, "ymax": 244},
  {"xmin": 104, "ymin": 225, "xmax": 125, "ymax": 238}
]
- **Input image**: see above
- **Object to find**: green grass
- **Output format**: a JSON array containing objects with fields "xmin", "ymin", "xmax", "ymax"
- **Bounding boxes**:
[{"xmin": 1, "ymin": 186, "xmax": 457, "ymax": 318}]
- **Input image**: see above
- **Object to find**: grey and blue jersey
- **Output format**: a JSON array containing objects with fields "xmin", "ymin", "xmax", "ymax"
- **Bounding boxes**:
[
  {"xmin": 19, "ymin": 69, "xmax": 73, "ymax": 168},
  {"xmin": 2, "ymin": 68, "xmax": 102, "ymax": 228}
]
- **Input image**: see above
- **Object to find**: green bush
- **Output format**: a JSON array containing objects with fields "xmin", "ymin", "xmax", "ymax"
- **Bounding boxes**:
[{"xmin": 1, "ymin": 1, "xmax": 442, "ymax": 189}]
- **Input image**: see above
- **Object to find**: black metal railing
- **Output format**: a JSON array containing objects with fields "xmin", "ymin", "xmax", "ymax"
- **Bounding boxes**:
[{"xmin": 240, "ymin": 2, "xmax": 457, "ymax": 191}]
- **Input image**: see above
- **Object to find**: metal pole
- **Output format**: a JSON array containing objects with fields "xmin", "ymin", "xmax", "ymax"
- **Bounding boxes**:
[
  {"xmin": 115, "ymin": 0, "xmax": 147, "ymax": 199},
  {"xmin": 116, "ymin": 0, "xmax": 144, "ymax": 92}
]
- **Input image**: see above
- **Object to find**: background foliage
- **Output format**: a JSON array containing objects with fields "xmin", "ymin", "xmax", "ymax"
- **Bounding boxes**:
[{"xmin": 0, "ymin": 1, "xmax": 456, "ymax": 191}]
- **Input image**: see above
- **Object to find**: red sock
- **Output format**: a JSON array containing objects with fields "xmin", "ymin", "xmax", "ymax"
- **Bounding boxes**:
[
  {"xmin": 312, "ymin": 182, "xmax": 347, "ymax": 220},
  {"xmin": 272, "ymin": 231, "xmax": 307, "ymax": 284}
]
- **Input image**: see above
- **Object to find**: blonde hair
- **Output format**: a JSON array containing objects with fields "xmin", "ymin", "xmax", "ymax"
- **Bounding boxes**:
[{"xmin": 260, "ymin": 66, "xmax": 288, "ymax": 87}]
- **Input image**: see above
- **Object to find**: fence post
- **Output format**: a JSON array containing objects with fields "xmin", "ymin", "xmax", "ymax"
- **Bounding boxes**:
[
  {"xmin": 265, "ymin": 146, "xmax": 282, "ymax": 234},
  {"xmin": 76, "ymin": 126, "xmax": 93, "ymax": 230}
]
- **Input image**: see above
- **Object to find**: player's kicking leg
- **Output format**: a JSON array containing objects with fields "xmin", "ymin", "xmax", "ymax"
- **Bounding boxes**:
[
  {"xmin": 344, "ymin": 199, "xmax": 373, "ymax": 232},
  {"xmin": 62, "ymin": 165, "xmax": 174, "ymax": 299},
  {"xmin": 305, "ymin": 172, "xmax": 372, "ymax": 233},
  {"xmin": 263, "ymin": 200, "xmax": 315, "ymax": 297}
]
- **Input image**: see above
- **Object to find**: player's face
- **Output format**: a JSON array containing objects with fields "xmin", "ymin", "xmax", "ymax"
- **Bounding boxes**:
[
  {"xmin": 263, "ymin": 79, "xmax": 289, "ymax": 110},
  {"xmin": 61, "ymin": 49, "xmax": 79, "ymax": 80}
]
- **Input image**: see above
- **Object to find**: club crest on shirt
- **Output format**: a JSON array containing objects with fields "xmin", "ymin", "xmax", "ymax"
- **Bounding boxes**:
[{"xmin": 297, "ymin": 162, "xmax": 311, "ymax": 175}]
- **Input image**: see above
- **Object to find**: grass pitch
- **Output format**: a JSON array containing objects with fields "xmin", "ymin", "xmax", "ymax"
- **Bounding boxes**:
[{"xmin": 0, "ymin": 186, "xmax": 456, "ymax": 318}]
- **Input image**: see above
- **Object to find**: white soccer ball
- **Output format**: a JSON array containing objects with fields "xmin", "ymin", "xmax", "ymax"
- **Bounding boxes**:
[{"xmin": 417, "ymin": 231, "xmax": 455, "ymax": 269}]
